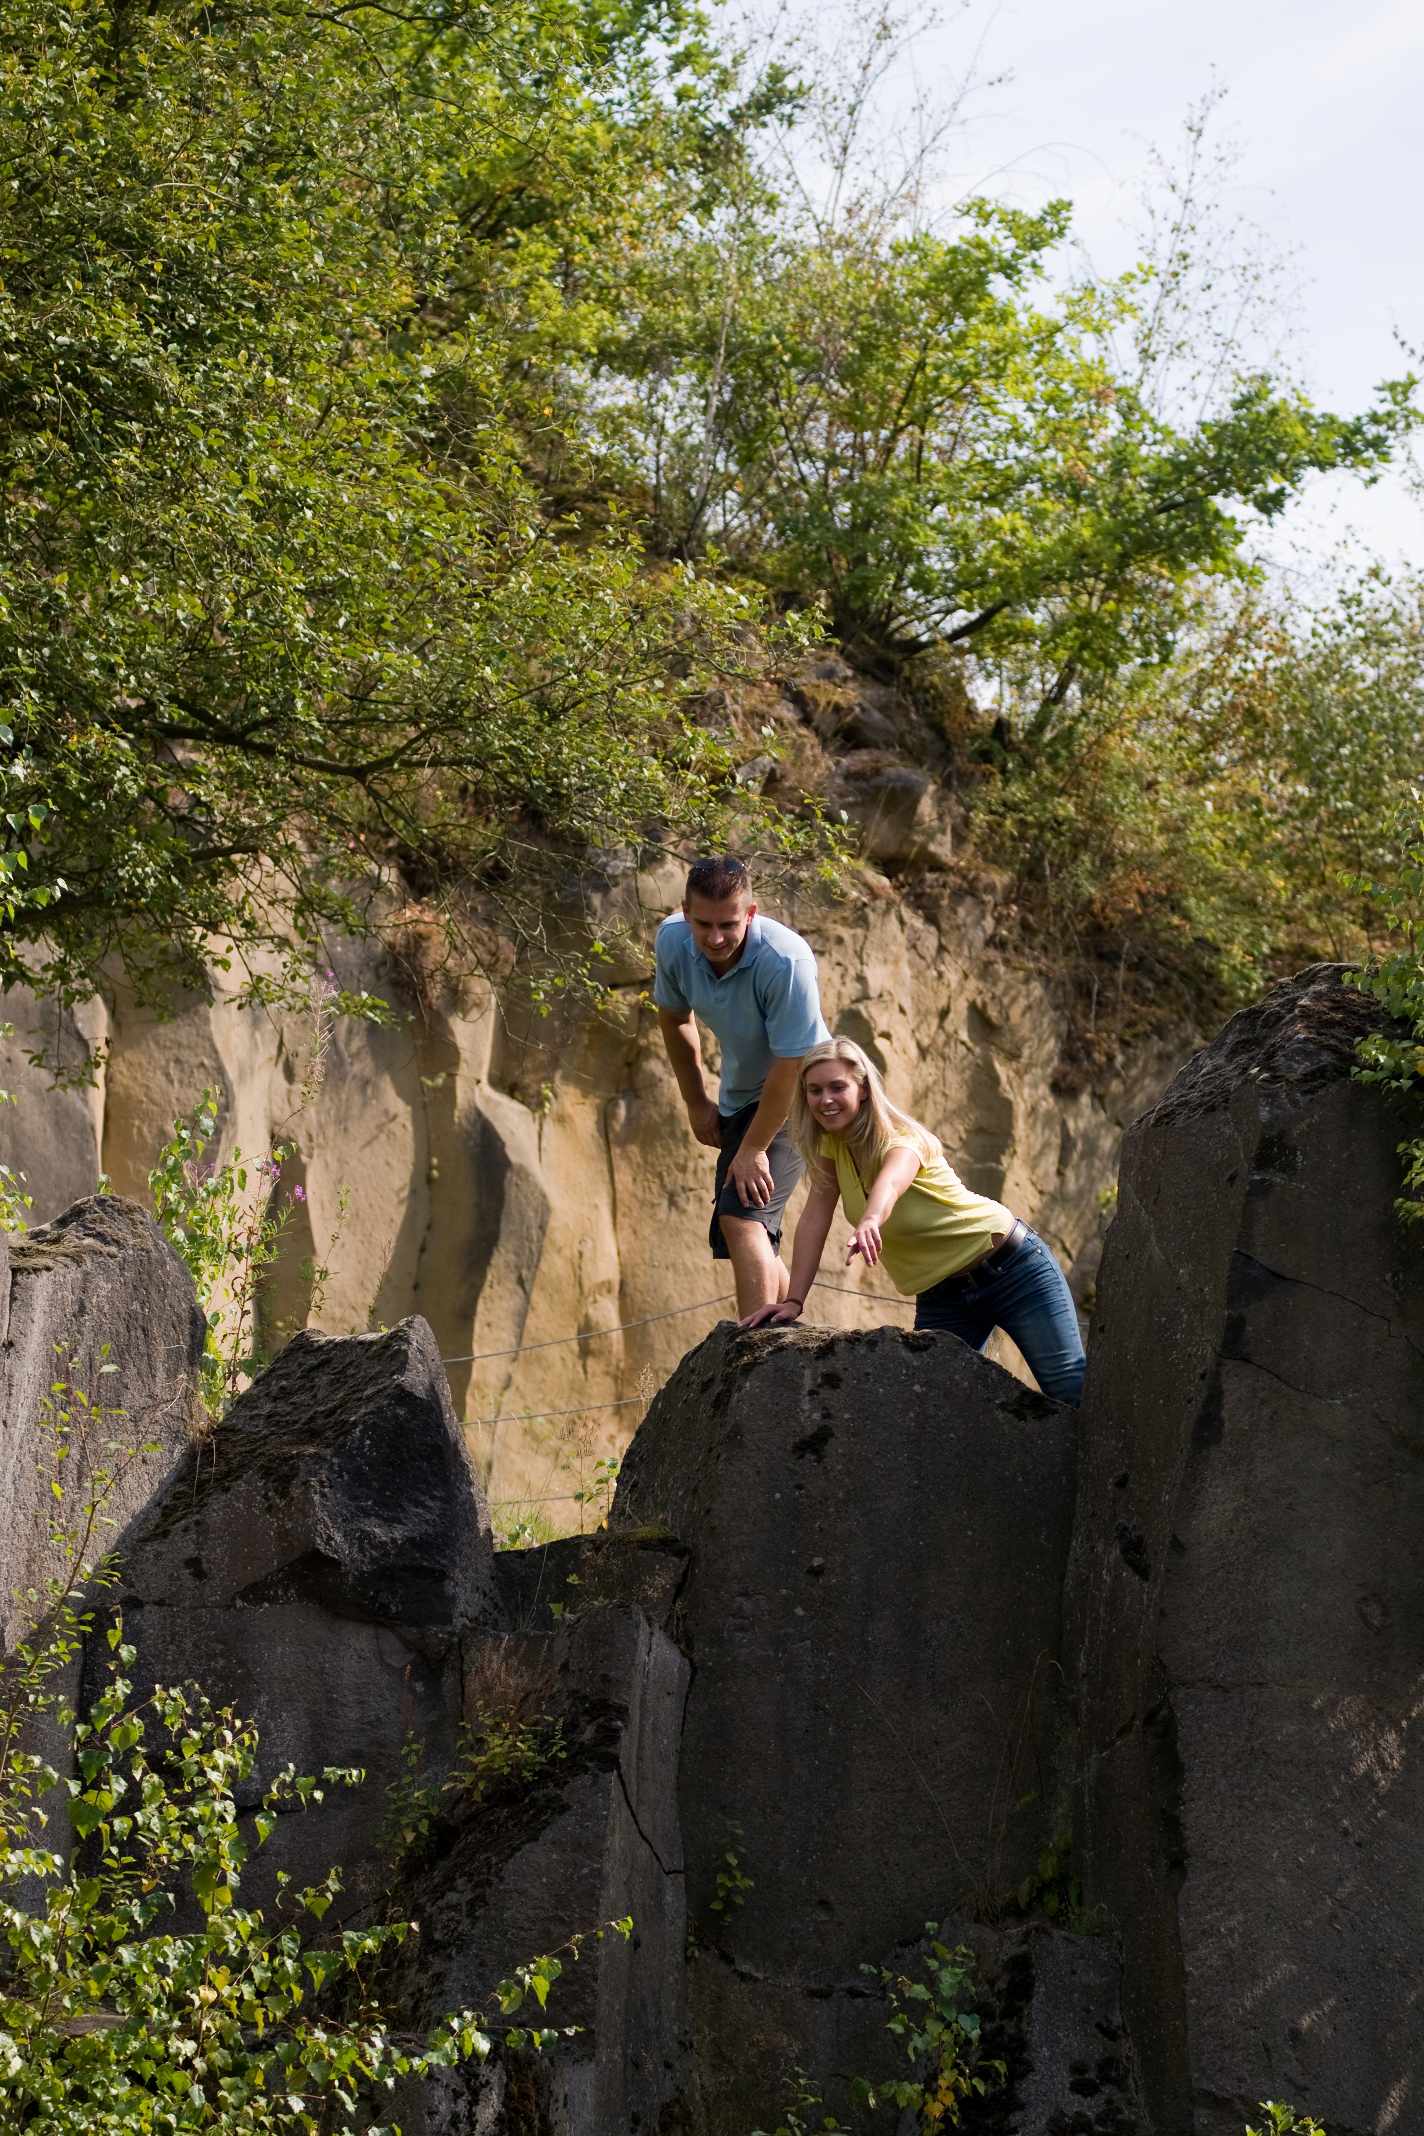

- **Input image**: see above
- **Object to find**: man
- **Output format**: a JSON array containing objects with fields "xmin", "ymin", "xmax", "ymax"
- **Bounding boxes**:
[{"xmin": 654, "ymin": 856, "xmax": 829, "ymax": 1316}]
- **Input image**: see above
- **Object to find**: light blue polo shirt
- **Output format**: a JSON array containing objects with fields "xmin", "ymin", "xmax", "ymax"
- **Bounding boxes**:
[{"xmin": 653, "ymin": 913, "xmax": 830, "ymax": 1115}]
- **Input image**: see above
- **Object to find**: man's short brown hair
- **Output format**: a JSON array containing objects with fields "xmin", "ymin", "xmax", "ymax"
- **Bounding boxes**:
[{"xmin": 685, "ymin": 855, "xmax": 751, "ymax": 904}]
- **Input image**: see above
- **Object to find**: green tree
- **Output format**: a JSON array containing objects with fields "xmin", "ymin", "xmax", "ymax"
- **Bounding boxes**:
[
  {"xmin": 594, "ymin": 193, "xmax": 1414, "ymax": 688},
  {"xmin": 0, "ymin": 0, "xmax": 813, "ymax": 1021},
  {"xmin": 966, "ymin": 573, "xmax": 1424, "ymax": 1024}
]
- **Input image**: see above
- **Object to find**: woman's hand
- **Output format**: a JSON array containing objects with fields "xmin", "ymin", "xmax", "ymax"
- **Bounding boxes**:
[
  {"xmin": 846, "ymin": 1217, "xmax": 883, "ymax": 1267},
  {"xmin": 739, "ymin": 1298, "xmax": 804, "ymax": 1330}
]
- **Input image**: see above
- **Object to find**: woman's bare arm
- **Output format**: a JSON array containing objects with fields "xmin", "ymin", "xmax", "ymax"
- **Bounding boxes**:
[
  {"xmin": 846, "ymin": 1145, "xmax": 919, "ymax": 1268},
  {"xmin": 741, "ymin": 1164, "xmax": 838, "ymax": 1326}
]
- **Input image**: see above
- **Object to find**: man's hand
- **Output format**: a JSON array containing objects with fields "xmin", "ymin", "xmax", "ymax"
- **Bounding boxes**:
[
  {"xmin": 728, "ymin": 1142, "xmax": 774, "ymax": 1207},
  {"xmin": 688, "ymin": 1094, "xmax": 722, "ymax": 1148},
  {"xmin": 740, "ymin": 1298, "xmax": 803, "ymax": 1329}
]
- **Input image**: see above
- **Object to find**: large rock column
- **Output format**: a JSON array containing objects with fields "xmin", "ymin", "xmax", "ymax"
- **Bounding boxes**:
[
  {"xmin": 1, "ymin": 1196, "xmax": 205, "ymax": 1646},
  {"xmin": 1069, "ymin": 967, "xmax": 1424, "ymax": 2136},
  {"xmin": 612, "ymin": 1319, "xmax": 1076, "ymax": 2126},
  {"xmin": 87, "ymin": 1317, "xmax": 496, "ymax": 1903}
]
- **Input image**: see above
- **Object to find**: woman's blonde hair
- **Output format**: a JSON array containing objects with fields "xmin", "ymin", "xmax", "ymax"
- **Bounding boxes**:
[{"xmin": 789, "ymin": 1037, "xmax": 941, "ymax": 1181}]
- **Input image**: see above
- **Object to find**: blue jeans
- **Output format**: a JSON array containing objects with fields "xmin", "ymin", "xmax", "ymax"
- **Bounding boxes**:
[{"xmin": 913, "ymin": 1226, "xmax": 1086, "ymax": 1405}]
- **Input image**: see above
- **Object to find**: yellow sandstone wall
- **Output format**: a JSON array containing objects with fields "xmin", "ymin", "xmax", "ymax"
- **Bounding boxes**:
[{"xmin": 0, "ymin": 862, "xmax": 1187, "ymax": 1534}]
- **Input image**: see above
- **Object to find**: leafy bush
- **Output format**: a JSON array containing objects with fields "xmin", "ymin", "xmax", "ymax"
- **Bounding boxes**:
[
  {"xmin": 1350, "ymin": 799, "xmax": 1424, "ymax": 1222},
  {"xmin": 0, "ymin": 1370, "xmax": 625, "ymax": 2129},
  {"xmin": 974, "ymin": 577, "xmax": 1424, "ymax": 1032}
]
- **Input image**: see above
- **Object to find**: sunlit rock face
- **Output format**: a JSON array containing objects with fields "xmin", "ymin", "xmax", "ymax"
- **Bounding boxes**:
[
  {"xmin": 0, "ymin": 858, "xmax": 1184, "ymax": 1516},
  {"xmin": 0, "ymin": 1195, "xmax": 204, "ymax": 1646},
  {"xmin": 1069, "ymin": 966, "xmax": 1424, "ymax": 2136}
]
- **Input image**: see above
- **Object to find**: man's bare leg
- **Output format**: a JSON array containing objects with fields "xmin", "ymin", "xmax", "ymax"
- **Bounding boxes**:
[{"xmin": 721, "ymin": 1215, "xmax": 790, "ymax": 1318}]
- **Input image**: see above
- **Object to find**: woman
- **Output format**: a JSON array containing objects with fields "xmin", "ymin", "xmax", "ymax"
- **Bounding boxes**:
[{"xmin": 741, "ymin": 1037, "xmax": 1086, "ymax": 1404}]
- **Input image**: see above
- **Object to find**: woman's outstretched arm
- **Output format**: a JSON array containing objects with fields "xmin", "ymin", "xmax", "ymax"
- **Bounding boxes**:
[
  {"xmin": 845, "ymin": 1145, "xmax": 919, "ymax": 1268},
  {"xmin": 740, "ymin": 1164, "xmax": 839, "ymax": 1327}
]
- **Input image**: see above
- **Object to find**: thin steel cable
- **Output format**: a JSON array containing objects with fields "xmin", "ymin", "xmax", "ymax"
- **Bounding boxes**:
[
  {"xmin": 811, "ymin": 1277, "xmax": 914, "ymax": 1309},
  {"xmin": 491, "ymin": 1490, "xmax": 605, "ymax": 1510},
  {"xmin": 466, "ymin": 1393, "xmax": 650, "ymax": 1432},
  {"xmin": 444, "ymin": 1273, "xmax": 909, "ymax": 1371},
  {"xmin": 442, "ymin": 1293, "xmax": 736, "ymax": 1367}
]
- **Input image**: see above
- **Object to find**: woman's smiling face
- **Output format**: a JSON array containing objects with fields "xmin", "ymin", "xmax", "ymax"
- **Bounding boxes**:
[{"xmin": 804, "ymin": 1060, "xmax": 863, "ymax": 1133}]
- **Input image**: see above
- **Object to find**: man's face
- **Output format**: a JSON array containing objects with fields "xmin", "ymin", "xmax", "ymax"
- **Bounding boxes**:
[{"xmin": 684, "ymin": 889, "xmax": 757, "ymax": 971}]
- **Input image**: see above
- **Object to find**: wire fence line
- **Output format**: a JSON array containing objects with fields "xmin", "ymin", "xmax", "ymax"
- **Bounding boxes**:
[
  {"xmin": 441, "ymin": 1293, "xmax": 734, "ymax": 1367},
  {"xmin": 444, "ymin": 1272, "xmax": 913, "ymax": 1376},
  {"xmin": 490, "ymin": 1489, "xmax": 606, "ymax": 1511},
  {"xmin": 466, "ymin": 1279, "xmax": 918, "ymax": 1525},
  {"xmin": 466, "ymin": 1393, "xmax": 649, "ymax": 1433}
]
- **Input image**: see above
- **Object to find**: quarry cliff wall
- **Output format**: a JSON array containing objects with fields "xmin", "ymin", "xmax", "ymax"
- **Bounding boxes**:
[
  {"xmin": 2, "ymin": 969, "xmax": 1422, "ymax": 2133},
  {"xmin": 0, "ymin": 855, "xmax": 1184, "ymax": 1519}
]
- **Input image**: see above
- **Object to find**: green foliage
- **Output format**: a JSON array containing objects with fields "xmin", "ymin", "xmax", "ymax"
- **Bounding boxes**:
[
  {"xmin": 147, "ymin": 1091, "xmax": 296, "ymax": 1417},
  {"xmin": 450, "ymin": 1709, "xmax": 567, "ymax": 1810},
  {"xmin": 854, "ymin": 1932, "xmax": 1005, "ymax": 2128},
  {"xmin": 975, "ymin": 576, "xmax": 1424, "ymax": 1028},
  {"xmin": 0, "ymin": 0, "xmax": 820, "ymax": 1022},
  {"xmin": 709, "ymin": 1828, "xmax": 754, "ymax": 1916},
  {"xmin": 573, "ymin": 1455, "xmax": 621, "ymax": 1528},
  {"xmin": 493, "ymin": 1507, "xmax": 559, "ymax": 1552},
  {"xmin": 1349, "ymin": 800, "xmax": 1424, "ymax": 1223},
  {"xmin": 595, "ymin": 154, "xmax": 1413, "ymax": 685},
  {"xmin": 752, "ymin": 1931, "xmax": 1003, "ymax": 2134},
  {"xmin": 0, "ymin": 1023, "xmax": 31, "ymax": 1234},
  {"xmin": 1246, "ymin": 2105, "xmax": 1328, "ymax": 2136},
  {"xmin": 1, "ymin": 0, "xmax": 1416, "ymax": 1040},
  {"xmin": 0, "ymin": 1648, "xmax": 600, "ymax": 2130},
  {"xmin": 147, "ymin": 986, "xmax": 357, "ymax": 1413},
  {"xmin": 1012, "ymin": 1826, "xmax": 1077, "ymax": 1922},
  {"xmin": 751, "ymin": 2064, "xmax": 851, "ymax": 2135}
]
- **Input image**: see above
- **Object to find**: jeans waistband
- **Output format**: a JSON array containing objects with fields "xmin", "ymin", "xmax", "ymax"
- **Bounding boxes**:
[{"xmin": 935, "ymin": 1216, "xmax": 1027, "ymax": 1291}]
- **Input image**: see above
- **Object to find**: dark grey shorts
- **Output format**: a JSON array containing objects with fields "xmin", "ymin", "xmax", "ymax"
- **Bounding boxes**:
[{"xmin": 710, "ymin": 1102, "xmax": 804, "ymax": 1258}]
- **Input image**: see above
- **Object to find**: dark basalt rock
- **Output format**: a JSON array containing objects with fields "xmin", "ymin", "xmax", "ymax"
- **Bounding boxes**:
[
  {"xmin": 1069, "ymin": 966, "xmax": 1424, "ymax": 2136},
  {"xmin": 0, "ymin": 1195, "xmax": 205, "ymax": 1646},
  {"xmin": 9, "ymin": 967, "xmax": 1422, "ymax": 2136},
  {"xmin": 382, "ymin": 1605, "xmax": 693, "ymax": 2136},
  {"xmin": 85, "ymin": 1318, "xmax": 495, "ymax": 1903},
  {"xmin": 613, "ymin": 1318, "xmax": 1076, "ymax": 2128}
]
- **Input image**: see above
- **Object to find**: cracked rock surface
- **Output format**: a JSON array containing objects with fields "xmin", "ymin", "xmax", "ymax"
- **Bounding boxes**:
[
  {"xmin": 89, "ymin": 1318, "xmax": 494, "ymax": 1907},
  {"xmin": 1068, "ymin": 966, "xmax": 1424, "ymax": 2136},
  {"xmin": 613, "ymin": 1318, "xmax": 1076, "ymax": 2129},
  {"xmin": 0, "ymin": 1196, "xmax": 204, "ymax": 1648}
]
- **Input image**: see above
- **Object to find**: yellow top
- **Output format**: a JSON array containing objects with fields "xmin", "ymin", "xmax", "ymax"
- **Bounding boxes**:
[{"xmin": 820, "ymin": 1133, "xmax": 1014, "ymax": 1296}]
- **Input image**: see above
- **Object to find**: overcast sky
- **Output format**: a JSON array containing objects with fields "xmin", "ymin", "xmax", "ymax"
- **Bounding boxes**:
[{"xmin": 771, "ymin": 0, "xmax": 1424, "ymax": 579}]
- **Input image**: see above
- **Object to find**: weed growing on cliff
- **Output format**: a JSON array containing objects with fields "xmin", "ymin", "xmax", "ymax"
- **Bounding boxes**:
[
  {"xmin": 378, "ymin": 1707, "xmax": 567, "ymax": 1871},
  {"xmin": 1349, "ymin": 797, "xmax": 1424, "ymax": 1224},
  {"xmin": 709, "ymin": 1824, "xmax": 755, "ymax": 1918},
  {"xmin": 574, "ymin": 1456, "xmax": 621, "ymax": 1530},
  {"xmin": 0, "ymin": 1022, "xmax": 30, "ymax": 1235},
  {"xmin": 751, "ymin": 2065, "xmax": 851, "ymax": 2134},
  {"xmin": 854, "ymin": 1930, "xmax": 1005, "ymax": 2127},
  {"xmin": 452, "ymin": 1711, "xmax": 568, "ymax": 1808},
  {"xmin": 752, "ymin": 1932, "xmax": 1001, "ymax": 2134},
  {"xmin": 493, "ymin": 1505, "xmax": 558, "ymax": 1550},
  {"xmin": 148, "ymin": 1089, "xmax": 298, "ymax": 1415},
  {"xmin": 1246, "ymin": 2107, "xmax": 1328, "ymax": 2136},
  {"xmin": 149, "ymin": 1062, "xmax": 354, "ymax": 1418}
]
